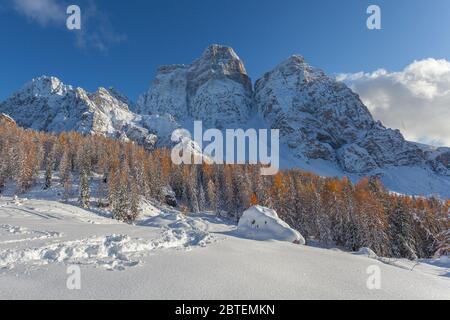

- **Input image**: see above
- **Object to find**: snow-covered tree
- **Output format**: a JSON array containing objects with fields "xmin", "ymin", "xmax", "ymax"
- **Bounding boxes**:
[
  {"xmin": 43, "ymin": 140, "xmax": 56, "ymax": 190},
  {"xmin": 17, "ymin": 140, "xmax": 38, "ymax": 193},
  {"xmin": 96, "ymin": 178, "xmax": 108, "ymax": 208},
  {"xmin": 128, "ymin": 178, "xmax": 140, "ymax": 222},
  {"xmin": 388, "ymin": 197, "xmax": 418, "ymax": 259},
  {"xmin": 59, "ymin": 149, "xmax": 71, "ymax": 189},
  {"xmin": 112, "ymin": 169, "xmax": 130, "ymax": 222},
  {"xmin": 434, "ymin": 229, "xmax": 450, "ymax": 257},
  {"xmin": 353, "ymin": 179, "xmax": 389, "ymax": 256},
  {"xmin": 79, "ymin": 169, "xmax": 90, "ymax": 208},
  {"xmin": 206, "ymin": 179, "xmax": 218, "ymax": 211},
  {"xmin": 78, "ymin": 146, "xmax": 91, "ymax": 208}
]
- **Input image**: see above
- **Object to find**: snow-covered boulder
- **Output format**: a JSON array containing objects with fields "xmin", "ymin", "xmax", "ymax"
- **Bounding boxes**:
[
  {"xmin": 237, "ymin": 206, "xmax": 305, "ymax": 244},
  {"xmin": 354, "ymin": 247, "xmax": 378, "ymax": 259}
]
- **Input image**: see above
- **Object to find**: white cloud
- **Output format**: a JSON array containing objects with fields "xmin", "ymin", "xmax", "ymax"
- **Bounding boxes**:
[
  {"xmin": 338, "ymin": 58, "xmax": 450, "ymax": 147},
  {"xmin": 12, "ymin": 0, "xmax": 65, "ymax": 26},
  {"xmin": 11, "ymin": 0, "xmax": 125, "ymax": 52},
  {"xmin": 73, "ymin": 2, "xmax": 126, "ymax": 53}
]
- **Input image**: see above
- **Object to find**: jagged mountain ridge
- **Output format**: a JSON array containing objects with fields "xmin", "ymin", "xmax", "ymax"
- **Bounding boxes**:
[
  {"xmin": 0, "ymin": 76, "xmax": 179, "ymax": 150},
  {"xmin": 0, "ymin": 45, "xmax": 449, "ymax": 197}
]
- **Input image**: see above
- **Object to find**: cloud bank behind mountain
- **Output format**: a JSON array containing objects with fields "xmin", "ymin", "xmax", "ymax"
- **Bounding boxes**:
[{"xmin": 338, "ymin": 58, "xmax": 450, "ymax": 147}]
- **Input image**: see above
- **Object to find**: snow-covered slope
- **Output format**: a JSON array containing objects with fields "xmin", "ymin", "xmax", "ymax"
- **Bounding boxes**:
[{"xmin": 0, "ymin": 192, "xmax": 448, "ymax": 299}]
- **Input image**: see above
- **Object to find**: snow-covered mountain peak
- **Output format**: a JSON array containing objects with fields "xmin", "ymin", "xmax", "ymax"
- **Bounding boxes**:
[
  {"xmin": 157, "ymin": 64, "xmax": 189, "ymax": 74},
  {"xmin": 254, "ymin": 54, "xmax": 444, "ymax": 176},
  {"xmin": 269, "ymin": 55, "xmax": 330, "ymax": 84},
  {"xmin": 189, "ymin": 44, "xmax": 251, "ymax": 90},
  {"xmin": 104, "ymin": 87, "xmax": 135, "ymax": 110},
  {"xmin": 277, "ymin": 54, "xmax": 307, "ymax": 68},
  {"xmin": 195, "ymin": 44, "xmax": 248, "ymax": 76},
  {"xmin": 20, "ymin": 75, "xmax": 71, "ymax": 97},
  {"xmin": 95, "ymin": 87, "xmax": 112, "ymax": 95},
  {"xmin": 136, "ymin": 44, "xmax": 254, "ymax": 128},
  {"xmin": 89, "ymin": 87, "xmax": 131, "ymax": 114}
]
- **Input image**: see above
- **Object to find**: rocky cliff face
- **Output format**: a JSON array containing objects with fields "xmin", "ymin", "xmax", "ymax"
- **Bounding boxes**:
[
  {"xmin": 254, "ymin": 55, "xmax": 436, "ymax": 174},
  {"xmin": 136, "ymin": 44, "xmax": 253, "ymax": 128}
]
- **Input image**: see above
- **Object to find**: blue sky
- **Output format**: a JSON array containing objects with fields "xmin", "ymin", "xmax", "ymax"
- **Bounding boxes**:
[{"xmin": 1, "ymin": 0, "xmax": 450, "ymax": 101}]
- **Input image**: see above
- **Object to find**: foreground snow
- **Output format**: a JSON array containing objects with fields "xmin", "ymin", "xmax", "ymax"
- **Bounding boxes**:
[{"xmin": 0, "ymin": 196, "xmax": 449, "ymax": 299}]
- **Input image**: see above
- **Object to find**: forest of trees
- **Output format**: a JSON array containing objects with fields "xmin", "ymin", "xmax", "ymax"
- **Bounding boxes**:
[{"xmin": 0, "ymin": 119, "xmax": 448, "ymax": 259}]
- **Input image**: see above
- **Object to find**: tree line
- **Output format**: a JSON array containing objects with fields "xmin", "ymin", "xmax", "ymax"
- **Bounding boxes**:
[{"xmin": 0, "ymin": 120, "xmax": 448, "ymax": 259}]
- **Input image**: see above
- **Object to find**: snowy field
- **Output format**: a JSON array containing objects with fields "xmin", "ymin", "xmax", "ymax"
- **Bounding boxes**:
[{"xmin": 0, "ymin": 187, "xmax": 449, "ymax": 299}]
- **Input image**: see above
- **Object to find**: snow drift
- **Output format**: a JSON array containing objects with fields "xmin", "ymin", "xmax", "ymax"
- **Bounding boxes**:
[{"xmin": 237, "ymin": 206, "xmax": 305, "ymax": 244}]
